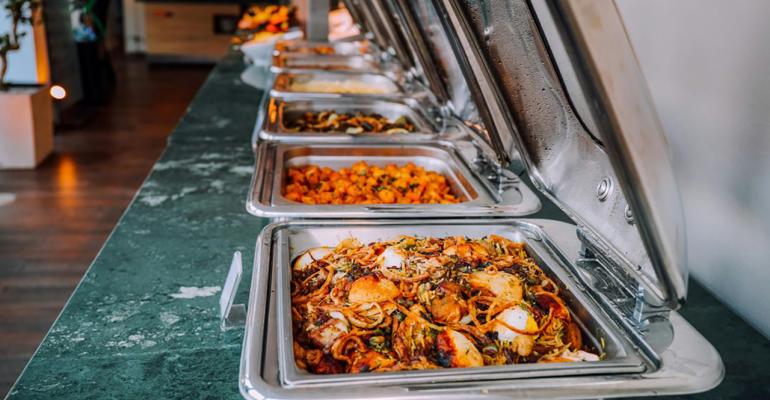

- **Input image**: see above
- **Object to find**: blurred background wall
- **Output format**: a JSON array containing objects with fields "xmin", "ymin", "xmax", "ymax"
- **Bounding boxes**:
[{"xmin": 616, "ymin": 0, "xmax": 770, "ymax": 338}]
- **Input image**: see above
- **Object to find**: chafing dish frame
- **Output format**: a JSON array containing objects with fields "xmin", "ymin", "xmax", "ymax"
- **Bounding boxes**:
[
  {"xmin": 273, "ymin": 39, "xmax": 372, "ymax": 56},
  {"xmin": 247, "ymin": 141, "xmax": 541, "ymax": 219},
  {"xmin": 258, "ymin": 96, "xmax": 441, "ymax": 143},
  {"xmin": 240, "ymin": 219, "xmax": 724, "ymax": 400},
  {"xmin": 270, "ymin": 70, "xmax": 429, "ymax": 102},
  {"xmin": 270, "ymin": 53, "xmax": 402, "ymax": 76}
]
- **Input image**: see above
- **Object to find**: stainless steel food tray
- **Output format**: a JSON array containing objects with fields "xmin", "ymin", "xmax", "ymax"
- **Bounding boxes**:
[
  {"xmin": 240, "ymin": 219, "xmax": 724, "ymax": 400},
  {"xmin": 274, "ymin": 223, "xmax": 646, "ymax": 388},
  {"xmin": 270, "ymin": 71, "xmax": 427, "ymax": 101},
  {"xmin": 247, "ymin": 142, "xmax": 541, "ymax": 218},
  {"xmin": 274, "ymin": 40, "xmax": 371, "ymax": 56},
  {"xmin": 258, "ymin": 97, "xmax": 440, "ymax": 143},
  {"xmin": 271, "ymin": 53, "xmax": 394, "ymax": 75}
]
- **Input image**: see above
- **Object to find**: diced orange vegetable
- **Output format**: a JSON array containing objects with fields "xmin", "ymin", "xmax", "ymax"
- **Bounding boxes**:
[
  {"xmin": 378, "ymin": 190, "xmax": 396, "ymax": 204},
  {"xmin": 283, "ymin": 161, "xmax": 459, "ymax": 205}
]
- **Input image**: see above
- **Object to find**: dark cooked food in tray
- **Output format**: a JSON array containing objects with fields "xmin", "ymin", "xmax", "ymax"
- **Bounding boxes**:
[
  {"xmin": 312, "ymin": 45, "xmax": 335, "ymax": 55},
  {"xmin": 275, "ymin": 43, "xmax": 339, "ymax": 55},
  {"xmin": 284, "ymin": 161, "xmax": 459, "ymax": 205},
  {"xmin": 285, "ymin": 110, "xmax": 416, "ymax": 134},
  {"xmin": 290, "ymin": 235, "xmax": 601, "ymax": 374}
]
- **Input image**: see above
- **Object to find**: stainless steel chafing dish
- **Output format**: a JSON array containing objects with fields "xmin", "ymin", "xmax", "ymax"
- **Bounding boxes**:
[
  {"xmin": 270, "ymin": 37, "xmax": 399, "ymax": 76},
  {"xmin": 239, "ymin": 1, "xmax": 724, "ymax": 398},
  {"xmin": 271, "ymin": 53, "xmax": 389, "ymax": 74},
  {"xmin": 273, "ymin": 40, "xmax": 371, "ymax": 56},
  {"xmin": 242, "ymin": 219, "xmax": 720, "ymax": 400},
  {"xmin": 259, "ymin": 97, "xmax": 440, "ymax": 143},
  {"xmin": 248, "ymin": 140, "xmax": 538, "ymax": 218},
  {"xmin": 270, "ymin": 71, "xmax": 412, "ymax": 100}
]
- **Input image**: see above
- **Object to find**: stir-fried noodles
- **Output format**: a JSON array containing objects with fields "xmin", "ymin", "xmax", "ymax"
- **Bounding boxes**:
[{"xmin": 291, "ymin": 235, "xmax": 599, "ymax": 374}]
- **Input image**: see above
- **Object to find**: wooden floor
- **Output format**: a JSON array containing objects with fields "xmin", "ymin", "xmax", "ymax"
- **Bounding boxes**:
[{"xmin": 0, "ymin": 56, "xmax": 211, "ymax": 396}]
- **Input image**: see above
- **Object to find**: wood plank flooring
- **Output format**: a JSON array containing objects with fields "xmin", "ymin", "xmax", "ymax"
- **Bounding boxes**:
[{"xmin": 0, "ymin": 56, "xmax": 211, "ymax": 397}]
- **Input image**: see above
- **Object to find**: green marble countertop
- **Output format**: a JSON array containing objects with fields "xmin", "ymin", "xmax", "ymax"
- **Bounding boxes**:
[
  {"xmin": 6, "ymin": 52, "xmax": 769, "ymax": 399},
  {"xmin": 137, "ymin": 1, "xmax": 252, "ymax": 4}
]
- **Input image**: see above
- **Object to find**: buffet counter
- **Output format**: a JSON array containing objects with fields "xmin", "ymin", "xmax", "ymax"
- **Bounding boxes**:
[{"xmin": 5, "ymin": 51, "xmax": 766, "ymax": 399}]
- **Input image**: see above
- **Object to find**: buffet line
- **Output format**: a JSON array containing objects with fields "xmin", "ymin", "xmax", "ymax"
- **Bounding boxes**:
[{"xmin": 235, "ymin": 1, "xmax": 723, "ymax": 399}]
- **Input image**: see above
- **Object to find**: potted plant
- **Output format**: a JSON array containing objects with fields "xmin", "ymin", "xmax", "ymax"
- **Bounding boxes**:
[{"xmin": 0, "ymin": 0, "xmax": 53, "ymax": 169}]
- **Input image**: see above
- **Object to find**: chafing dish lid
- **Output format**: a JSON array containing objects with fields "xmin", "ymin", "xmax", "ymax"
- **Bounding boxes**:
[
  {"xmin": 345, "ymin": 0, "xmax": 414, "ymax": 69},
  {"xmin": 342, "ymin": 0, "xmax": 383, "ymax": 48},
  {"xmin": 387, "ymin": 0, "xmax": 515, "ymax": 165},
  {"xmin": 428, "ymin": 0, "xmax": 687, "ymax": 310}
]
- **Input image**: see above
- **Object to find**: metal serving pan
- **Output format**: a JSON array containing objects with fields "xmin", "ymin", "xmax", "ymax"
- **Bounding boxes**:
[
  {"xmin": 271, "ymin": 71, "xmax": 422, "ymax": 101},
  {"xmin": 274, "ymin": 222, "xmax": 647, "ymax": 388},
  {"xmin": 240, "ymin": 219, "xmax": 724, "ymax": 400},
  {"xmin": 271, "ymin": 53, "xmax": 395, "ymax": 75},
  {"xmin": 273, "ymin": 53, "xmax": 377, "ymax": 71},
  {"xmin": 274, "ymin": 40, "xmax": 371, "ymax": 56},
  {"xmin": 247, "ymin": 142, "xmax": 541, "ymax": 218},
  {"xmin": 258, "ymin": 97, "xmax": 440, "ymax": 143}
]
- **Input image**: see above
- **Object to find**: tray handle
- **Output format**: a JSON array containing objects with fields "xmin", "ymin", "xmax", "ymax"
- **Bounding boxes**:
[{"xmin": 219, "ymin": 251, "xmax": 246, "ymax": 331}]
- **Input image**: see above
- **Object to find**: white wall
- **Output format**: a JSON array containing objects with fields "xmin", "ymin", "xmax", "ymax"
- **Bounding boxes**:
[
  {"xmin": 616, "ymin": 0, "xmax": 770, "ymax": 338},
  {"xmin": 0, "ymin": 16, "xmax": 41, "ymax": 84}
]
